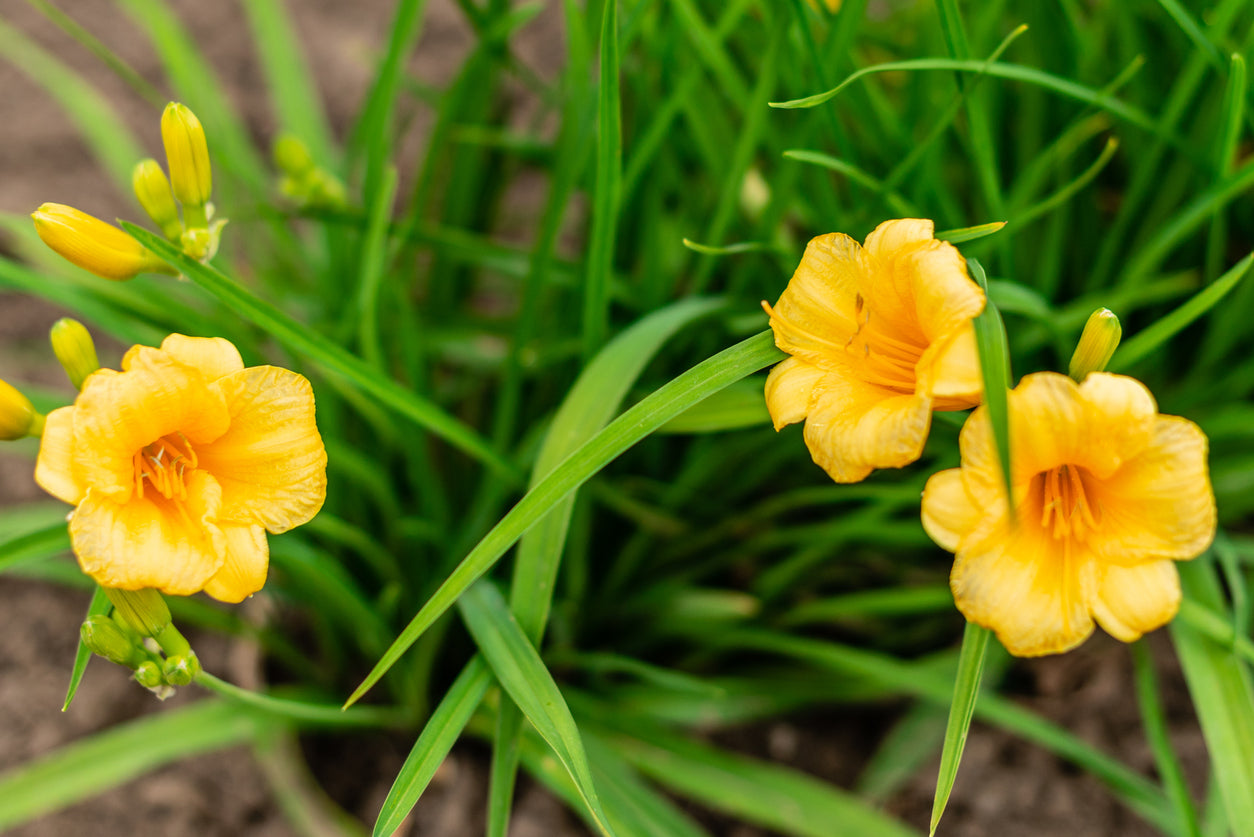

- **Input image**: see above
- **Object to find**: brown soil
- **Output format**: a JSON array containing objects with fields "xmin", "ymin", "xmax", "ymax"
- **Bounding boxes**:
[{"xmin": 0, "ymin": 2, "xmax": 1208, "ymax": 835}]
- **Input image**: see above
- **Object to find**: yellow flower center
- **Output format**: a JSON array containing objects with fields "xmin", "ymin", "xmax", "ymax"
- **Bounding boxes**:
[
  {"xmin": 133, "ymin": 433, "xmax": 198, "ymax": 501},
  {"xmin": 1036, "ymin": 464, "xmax": 1101, "ymax": 540}
]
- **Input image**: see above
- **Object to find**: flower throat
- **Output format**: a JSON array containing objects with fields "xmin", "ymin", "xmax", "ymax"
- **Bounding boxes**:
[{"xmin": 133, "ymin": 433, "xmax": 197, "ymax": 501}]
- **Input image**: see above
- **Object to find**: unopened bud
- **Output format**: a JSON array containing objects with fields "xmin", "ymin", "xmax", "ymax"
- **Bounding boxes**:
[
  {"xmin": 273, "ymin": 134, "xmax": 314, "ymax": 177},
  {"xmin": 0, "ymin": 379, "xmax": 41, "ymax": 440},
  {"xmin": 32, "ymin": 203, "xmax": 176, "ymax": 281},
  {"xmin": 105, "ymin": 587, "xmax": 171, "ymax": 637},
  {"xmin": 1069, "ymin": 308, "xmax": 1122, "ymax": 382},
  {"xmin": 162, "ymin": 652, "xmax": 200, "ymax": 686},
  {"xmin": 132, "ymin": 159, "xmax": 183, "ymax": 240},
  {"xmin": 134, "ymin": 660, "xmax": 165, "ymax": 689},
  {"xmin": 50, "ymin": 319, "xmax": 100, "ymax": 390},
  {"xmin": 81, "ymin": 615, "xmax": 146, "ymax": 667},
  {"xmin": 161, "ymin": 102, "xmax": 212, "ymax": 225}
]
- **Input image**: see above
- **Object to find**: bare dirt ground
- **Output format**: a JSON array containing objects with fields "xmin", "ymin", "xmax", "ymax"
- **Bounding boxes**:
[{"xmin": 0, "ymin": 1, "xmax": 1209, "ymax": 835}]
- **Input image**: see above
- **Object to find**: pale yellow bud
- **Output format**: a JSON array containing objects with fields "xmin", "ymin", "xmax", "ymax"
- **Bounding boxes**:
[
  {"xmin": 50, "ymin": 318, "xmax": 100, "ymax": 390},
  {"xmin": 31, "ymin": 203, "xmax": 175, "ymax": 281},
  {"xmin": 0, "ymin": 379, "xmax": 40, "ymax": 440},
  {"xmin": 132, "ymin": 159, "xmax": 183, "ymax": 240},
  {"xmin": 1069, "ymin": 308, "xmax": 1122, "ymax": 382},
  {"xmin": 161, "ymin": 102, "xmax": 212, "ymax": 224},
  {"xmin": 104, "ymin": 587, "xmax": 171, "ymax": 637}
]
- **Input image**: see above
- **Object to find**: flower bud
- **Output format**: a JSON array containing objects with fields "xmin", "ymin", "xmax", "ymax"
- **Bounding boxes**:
[
  {"xmin": 31, "ymin": 203, "xmax": 176, "ymax": 281},
  {"xmin": 162, "ymin": 652, "xmax": 200, "ymax": 686},
  {"xmin": 81, "ymin": 615, "xmax": 147, "ymax": 667},
  {"xmin": 1069, "ymin": 308, "xmax": 1122, "ymax": 382},
  {"xmin": 132, "ymin": 159, "xmax": 183, "ymax": 240},
  {"xmin": 133, "ymin": 660, "xmax": 165, "ymax": 690},
  {"xmin": 105, "ymin": 587, "xmax": 171, "ymax": 637},
  {"xmin": 0, "ymin": 379, "xmax": 41, "ymax": 440},
  {"xmin": 273, "ymin": 134, "xmax": 314, "ymax": 177},
  {"xmin": 50, "ymin": 318, "xmax": 100, "ymax": 390},
  {"xmin": 161, "ymin": 102, "xmax": 212, "ymax": 224}
]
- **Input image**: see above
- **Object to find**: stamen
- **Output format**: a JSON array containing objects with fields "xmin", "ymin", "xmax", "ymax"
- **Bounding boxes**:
[
  {"xmin": 132, "ymin": 434, "xmax": 197, "ymax": 502},
  {"xmin": 1037, "ymin": 464, "xmax": 1100, "ymax": 541}
]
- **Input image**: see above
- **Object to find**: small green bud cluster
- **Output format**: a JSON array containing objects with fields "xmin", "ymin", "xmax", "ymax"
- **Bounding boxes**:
[
  {"xmin": 273, "ymin": 134, "xmax": 347, "ymax": 210},
  {"xmin": 83, "ymin": 588, "xmax": 202, "ymax": 698}
]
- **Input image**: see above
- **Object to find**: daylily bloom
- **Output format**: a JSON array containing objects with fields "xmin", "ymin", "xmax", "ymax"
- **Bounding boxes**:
[
  {"xmin": 763, "ymin": 219, "xmax": 985, "ymax": 482},
  {"xmin": 35, "ymin": 334, "xmax": 327, "ymax": 603},
  {"xmin": 922, "ymin": 372, "xmax": 1216, "ymax": 656}
]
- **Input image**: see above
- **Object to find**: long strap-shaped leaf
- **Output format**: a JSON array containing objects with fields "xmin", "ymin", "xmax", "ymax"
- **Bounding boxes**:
[
  {"xmin": 123, "ymin": 224, "xmax": 518, "ymax": 480},
  {"xmin": 460, "ymin": 581, "xmax": 616, "ymax": 836},
  {"xmin": 371, "ymin": 658, "xmax": 492, "ymax": 837},
  {"xmin": 490, "ymin": 297, "xmax": 725, "ymax": 834},
  {"xmin": 1171, "ymin": 559, "xmax": 1254, "ymax": 837},
  {"xmin": 0, "ymin": 700, "xmax": 261, "ymax": 831},
  {"xmin": 345, "ymin": 330, "xmax": 784, "ymax": 707}
]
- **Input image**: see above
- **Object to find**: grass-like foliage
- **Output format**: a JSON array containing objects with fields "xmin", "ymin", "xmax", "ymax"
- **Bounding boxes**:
[{"xmin": 2, "ymin": 1, "xmax": 1254, "ymax": 835}]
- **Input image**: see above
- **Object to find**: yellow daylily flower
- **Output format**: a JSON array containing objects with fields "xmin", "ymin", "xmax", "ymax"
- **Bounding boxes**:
[
  {"xmin": 922, "ymin": 371, "xmax": 1216, "ymax": 656},
  {"xmin": 34, "ymin": 334, "xmax": 327, "ymax": 603},
  {"xmin": 763, "ymin": 219, "xmax": 985, "ymax": 482}
]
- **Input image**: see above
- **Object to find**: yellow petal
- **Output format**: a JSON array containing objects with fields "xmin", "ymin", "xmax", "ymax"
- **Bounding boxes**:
[
  {"xmin": 1091, "ymin": 560, "xmax": 1181, "ymax": 642},
  {"xmin": 201, "ymin": 524, "xmax": 269, "ymax": 603},
  {"xmin": 199, "ymin": 366, "xmax": 327, "ymax": 532},
  {"xmin": 766, "ymin": 233, "xmax": 868, "ymax": 369},
  {"xmin": 34, "ymin": 407, "xmax": 86, "ymax": 505},
  {"xmin": 802, "ymin": 364, "xmax": 931, "ymax": 483},
  {"xmin": 72, "ymin": 359, "xmax": 231, "ymax": 501},
  {"xmin": 69, "ymin": 471, "xmax": 225, "ymax": 595},
  {"xmin": 951, "ymin": 516, "xmax": 1096, "ymax": 656},
  {"xmin": 1085, "ymin": 416, "xmax": 1216, "ymax": 566},
  {"xmin": 907, "ymin": 241, "xmax": 984, "ymax": 344},
  {"xmin": 862, "ymin": 218, "xmax": 935, "ymax": 261},
  {"xmin": 764, "ymin": 356, "xmax": 825, "ymax": 430},
  {"xmin": 1074, "ymin": 372, "xmax": 1157, "ymax": 478},
  {"xmin": 921, "ymin": 468, "xmax": 981, "ymax": 552},
  {"xmin": 917, "ymin": 323, "xmax": 982, "ymax": 404},
  {"xmin": 123, "ymin": 334, "xmax": 244, "ymax": 382}
]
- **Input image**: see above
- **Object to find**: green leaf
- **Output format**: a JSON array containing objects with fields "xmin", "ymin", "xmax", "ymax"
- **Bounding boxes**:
[
  {"xmin": 459, "ymin": 581, "xmax": 615, "ymax": 836},
  {"xmin": 1171, "ymin": 560, "xmax": 1254, "ymax": 837},
  {"xmin": 609, "ymin": 720, "xmax": 918, "ymax": 837},
  {"xmin": 658, "ymin": 379, "xmax": 770, "ymax": 434},
  {"xmin": 123, "ymin": 224, "xmax": 518, "ymax": 480},
  {"xmin": 929, "ymin": 623, "xmax": 990, "ymax": 835},
  {"xmin": 344, "ymin": 330, "xmax": 783, "ymax": 707},
  {"xmin": 1112, "ymin": 251, "xmax": 1254, "ymax": 371},
  {"xmin": 239, "ymin": 0, "xmax": 336, "ymax": 164},
  {"xmin": 968, "ymin": 258, "xmax": 1014, "ymax": 518},
  {"xmin": 62, "ymin": 587, "xmax": 111, "ymax": 711},
  {"xmin": 935, "ymin": 222, "xmax": 1007, "ymax": 244},
  {"xmin": 1132, "ymin": 641, "xmax": 1202, "ymax": 837},
  {"xmin": 0, "ymin": 700, "xmax": 260, "ymax": 831},
  {"xmin": 0, "ymin": 523, "xmax": 70, "ymax": 574},
  {"xmin": 583, "ymin": 0, "xmax": 622, "ymax": 360},
  {"xmin": 372, "ymin": 659, "xmax": 492, "ymax": 837},
  {"xmin": 0, "ymin": 18, "xmax": 145, "ymax": 195}
]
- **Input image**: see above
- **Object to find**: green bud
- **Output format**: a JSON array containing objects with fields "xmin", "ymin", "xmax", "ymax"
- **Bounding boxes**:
[
  {"xmin": 162, "ymin": 652, "xmax": 200, "ymax": 686},
  {"xmin": 1069, "ymin": 308, "xmax": 1122, "ymax": 382},
  {"xmin": 105, "ymin": 587, "xmax": 171, "ymax": 637},
  {"xmin": 0, "ymin": 379, "xmax": 41, "ymax": 440},
  {"xmin": 132, "ymin": 159, "xmax": 183, "ymax": 240},
  {"xmin": 50, "ymin": 318, "xmax": 100, "ymax": 391},
  {"xmin": 81, "ymin": 615, "xmax": 146, "ymax": 667},
  {"xmin": 134, "ymin": 661, "xmax": 165, "ymax": 689},
  {"xmin": 273, "ymin": 134, "xmax": 315, "ymax": 177}
]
